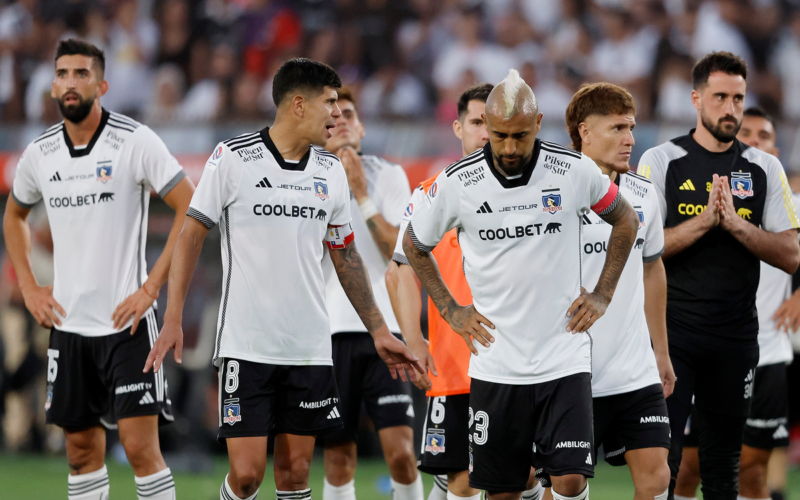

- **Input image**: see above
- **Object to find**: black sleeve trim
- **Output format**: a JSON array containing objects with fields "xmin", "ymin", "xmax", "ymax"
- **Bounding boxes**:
[
  {"xmin": 598, "ymin": 191, "xmax": 621, "ymax": 217},
  {"xmin": 642, "ymin": 247, "xmax": 664, "ymax": 263},
  {"xmin": 187, "ymin": 207, "xmax": 216, "ymax": 229},
  {"xmin": 407, "ymin": 222, "xmax": 435, "ymax": 253},
  {"xmin": 158, "ymin": 171, "xmax": 187, "ymax": 198},
  {"xmin": 11, "ymin": 189, "xmax": 38, "ymax": 209},
  {"xmin": 392, "ymin": 252, "xmax": 410, "ymax": 266}
]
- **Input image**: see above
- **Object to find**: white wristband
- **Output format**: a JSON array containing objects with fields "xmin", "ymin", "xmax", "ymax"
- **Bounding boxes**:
[{"xmin": 359, "ymin": 198, "xmax": 380, "ymax": 220}]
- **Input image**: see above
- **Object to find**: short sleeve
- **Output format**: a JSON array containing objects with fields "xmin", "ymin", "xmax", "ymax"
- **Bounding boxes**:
[
  {"xmin": 392, "ymin": 187, "xmax": 425, "ymax": 265},
  {"xmin": 642, "ymin": 189, "xmax": 665, "ymax": 262},
  {"xmin": 133, "ymin": 126, "xmax": 186, "ymax": 198},
  {"xmin": 187, "ymin": 143, "xmax": 239, "ymax": 229},
  {"xmin": 762, "ymin": 155, "xmax": 800, "ymax": 233},
  {"xmin": 570, "ymin": 155, "xmax": 615, "ymax": 216},
  {"xmin": 376, "ymin": 164, "xmax": 411, "ymax": 227},
  {"xmin": 407, "ymin": 172, "xmax": 459, "ymax": 252},
  {"xmin": 11, "ymin": 147, "xmax": 41, "ymax": 208},
  {"xmin": 328, "ymin": 167, "xmax": 353, "ymax": 227},
  {"xmin": 636, "ymin": 148, "xmax": 669, "ymax": 225}
]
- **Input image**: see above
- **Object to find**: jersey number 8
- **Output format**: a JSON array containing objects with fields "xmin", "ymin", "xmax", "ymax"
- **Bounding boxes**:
[{"xmin": 225, "ymin": 360, "xmax": 240, "ymax": 393}]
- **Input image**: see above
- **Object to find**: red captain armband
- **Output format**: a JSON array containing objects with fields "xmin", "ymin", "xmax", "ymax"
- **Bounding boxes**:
[
  {"xmin": 591, "ymin": 181, "xmax": 620, "ymax": 215},
  {"xmin": 325, "ymin": 223, "xmax": 355, "ymax": 249}
]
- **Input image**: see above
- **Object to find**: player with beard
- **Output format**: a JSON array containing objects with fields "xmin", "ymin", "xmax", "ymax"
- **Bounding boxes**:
[
  {"xmin": 564, "ymin": 83, "xmax": 674, "ymax": 500},
  {"xmin": 637, "ymin": 52, "xmax": 800, "ymax": 500},
  {"xmin": 318, "ymin": 88, "xmax": 420, "ymax": 500},
  {"xmin": 674, "ymin": 108, "xmax": 799, "ymax": 500},
  {"xmin": 404, "ymin": 69, "xmax": 640, "ymax": 500},
  {"xmin": 4, "ymin": 39, "xmax": 195, "ymax": 500}
]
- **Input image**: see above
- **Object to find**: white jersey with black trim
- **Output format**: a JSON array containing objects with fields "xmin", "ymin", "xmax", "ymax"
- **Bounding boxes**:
[
  {"xmin": 323, "ymin": 154, "xmax": 410, "ymax": 335},
  {"xmin": 187, "ymin": 128, "xmax": 352, "ymax": 367},
  {"xmin": 11, "ymin": 109, "xmax": 186, "ymax": 336},
  {"xmin": 582, "ymin": 172, "xmax": 665, "ymax": 396},
  {"xmin": 408, "ymin": 140, "xmax": 619, "ymax": 385},
  {"xmin": 392, "ymin": 185, "xmax": 426, "ymax": 266}
]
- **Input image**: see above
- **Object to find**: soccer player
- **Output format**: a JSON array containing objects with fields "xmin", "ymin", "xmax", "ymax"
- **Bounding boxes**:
[
  {"xmin": 3, "ymin": 39, "xmax": 194, "ymax": 500},
  {"xmin": 386, "ymin": 83, "xmax": 495, "ymax": 500},
  {"xmin": 404, "ymin": 69, "xmax": 640, "ymax": 500},
  {"xmin": 564, "ymin": 83, "xmax": 674, "ymax": 500},
  {"xmin": 319, "ymin": 88, "xmax": 420, "ymax": 500},
  {"xmin": 145, "ymin": 58, "xmax": 422, "ymax": 500},
  {"xmin": 673, "ymin": 108, "xmax": 798, "ymax": 500},
  {"xmin": 636, "ymin": 52, "xmax": 800, "ymax": 500}
]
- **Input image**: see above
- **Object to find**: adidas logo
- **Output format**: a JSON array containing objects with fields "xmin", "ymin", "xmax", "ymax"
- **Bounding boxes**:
[
  {"xmin": 327, "ymin": 407, "xmax": 341, "ymax": 420},
  {"xmin": 679, "ymin": 179, "xmax": 696, "ymax": 191},
  {"xmin": 476, "ymin": 201, "xmax": 493, "ymax": 214},
  {"xmin": 139, "ymin": 392, "xmax": 155, "ymax": 405},
  {"xmin": 582, "ymin": 214, "xmax": 592, "ymax": 225},
  {"xmin": 256, "ymin": 176, "xmax": 272, "ymax": 188},
  {"xmin": 773, "ymin": 425, "xmax": 789, "ymax": 440},
  {"xmin": 406, "ymin": 405, "xmax": 415, "ymax": 418},
  {"xmin": 49, "ymin": 172, "xmax": 62, "ymax": 182},
  {"xmin": 585, "ymin": 453, "xmax": 592, "ymax": 465}
]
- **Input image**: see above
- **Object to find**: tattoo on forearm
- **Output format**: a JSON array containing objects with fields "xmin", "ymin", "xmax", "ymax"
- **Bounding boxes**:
[
  {"xmin": 365, "ymin": 216, "xmax": 398, "ymax": 259},
  {"xmin": 331, "ymin": 243, "xmax": 386, "ymax": 332},
  {"xmin": 595, "ymin": 199, "xmax": 638, "ymax": 299},
  {"xmin": 403, "ymin": 231, "xmax": 459, "ymax": 322}
]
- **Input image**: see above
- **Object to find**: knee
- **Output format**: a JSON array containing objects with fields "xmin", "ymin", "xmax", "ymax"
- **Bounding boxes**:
[
  {"xmin": 325, "ymin": 445, "xmax": 357, "ymax": 484},
  {"xmin": 487, "ymin": 492, "xmax": 521, "ymax": 500},
  {"xmin": 276, "ymin": 453, "xmax": 312, "ymax": 490},
  {"xmin": 385, "ymin": 443, "xmax": 416, "ymax": 480},
  {"xmin": 635, "ymin": 464, "xmax": 671, "ymax": 497},
  {"xmin": 551, "ymin": 474, "xmax": 586, "ymax": 497},
  {"xmin": 119, "ymin": 433, "xmax": 158, "ymax": 469},
  {"xmin": 230, "ymin": 466, "xmax": 265, "ymax": 497},
  {"xmin": 64, "ymin": 430, "xmax": 104, "ymax": 474}
]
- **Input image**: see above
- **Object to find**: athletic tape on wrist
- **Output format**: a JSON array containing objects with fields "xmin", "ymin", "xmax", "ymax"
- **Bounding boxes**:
[{"xmin": 359, "ymin": 198, "xmax": 380, "ymax": 220}]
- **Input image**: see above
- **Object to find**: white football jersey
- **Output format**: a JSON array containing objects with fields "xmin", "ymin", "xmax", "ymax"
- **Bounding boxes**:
[
  {"xmin": 409, "ymin": 140, "xmax": 618, "ymax": 385},
  {"xmin": 323, "ymin": 155, "xmax": 410, "ymax": 334},
  {"xmin": 392, "ymin": 185, "xmax": 426, "ymax": 265},
  {"xmin": 188, "ymin": 129, "xmax": 352, "ymax": 367},
  {"xmin": 11, "ymin": 110, "xmax": 185, "ymax": 336},
  {"xmin": 582, "ymin": 172, "xmax": 665, "ymax": 397},
  {"xmin": 756, "ymin": 261, "xmax": 793, "ymax": 366}
]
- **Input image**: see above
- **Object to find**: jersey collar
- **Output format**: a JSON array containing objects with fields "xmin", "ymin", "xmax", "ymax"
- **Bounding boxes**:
[
  {"xmin": 483, "ymin": 138, "xmax": 541, "ymax": 189},
  {"xmin": 260, "ymin": 127, "xmax": 311, "ymax": 171},
  {"xmin": 62, "ymin": 108, "xmax": 110, "ymax": 158}
]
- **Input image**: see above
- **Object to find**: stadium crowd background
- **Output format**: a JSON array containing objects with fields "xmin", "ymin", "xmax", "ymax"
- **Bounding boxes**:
[{"xmin": 2, "ymin": 0, "xmax": 800, "ymax": 477}]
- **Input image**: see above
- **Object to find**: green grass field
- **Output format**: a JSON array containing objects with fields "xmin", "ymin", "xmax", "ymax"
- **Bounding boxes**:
[{"xmin": 1, "ymin": 455, "xmax": 798, "ymax": 499}]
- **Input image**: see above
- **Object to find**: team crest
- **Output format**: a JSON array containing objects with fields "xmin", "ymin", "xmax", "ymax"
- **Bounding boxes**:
[
  {"xmin": 425, "ymin": 431, "xmax": 446, "ymax": 455},
  {"xmin": 315, "ymin": 181, "xmax": 329, "ymax": 200},
  {"xmin": 542, "ymin": 193, "xmax": 563, "ymax": 215},
  {"xmin": 96, "ymin": 165, "xmax": 113, "ymax": 183},
  {"xmin": 731, "ymin": 172, "xmax": 754, "ymax": 199},
  {"xmin": 223, "ymin": 400, "xmax": 242, "ymax": 425},
  {"xmin": 635, "ymin": 208, "xmax": 645, "ymax": 228},
  {"xmin": 45, "ymin": 388, "xmax": 53, "ymax": 411}
]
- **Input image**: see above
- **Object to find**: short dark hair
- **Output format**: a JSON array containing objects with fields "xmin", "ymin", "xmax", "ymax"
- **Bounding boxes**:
[
  {"xmin": 272, "ymin": 58, "xmax": 342, "ymax": 107},
  {"xmin": 692, "ymin": 51, "xmax": 747, "ymax": 89},
  {"xmin": 565, "ymin": 82, "xmax": 636, "ymax": 152},
  {"xmin": 337, "ymin": 87, "xmax": 356, "ymax": 110},
  {"xmin": 457, "ymin": 83, "xmax": 494, "ymax": 121},
  {"xmin": 743, "ymin": 106, "xmax": 776, "ymax": 130},
  {"xmin": 55, "ymin": 39, "xmax": 105, "ymax": 78}
]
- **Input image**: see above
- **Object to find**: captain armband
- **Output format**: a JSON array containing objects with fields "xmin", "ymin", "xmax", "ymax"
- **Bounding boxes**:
[{"xmin": 325, "ymin": 223, "xmax": 355, "ymax": 249}]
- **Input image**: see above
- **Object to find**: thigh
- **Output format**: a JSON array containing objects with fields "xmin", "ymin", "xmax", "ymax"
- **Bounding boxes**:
[
  {"xmin": 532, "ymin": 373, "xmax": 594, "ymax": 479},
  {"xmin": 362, "ymin": 335, "xmax": 414, "ymax": 431},
  {"xmin": 273, "ymin": 365, "xmax": 343, "ymax": 436},
  {"xmin": 666, "ymin": 341, "xmax": 698, "ymax": 453},
  {"xmin": 468, "ymin": 379, "xmax": 534, "ymax": 493},
  {"xmin": 227, "ymin": 436, "xmax": 269, "ymax": 483},
  {"xmin": 419, "ymin": 394, "xmax": 471, "ymax": 475},
  {"xmin": 108, "ymin": 311, "xmax": 172, "ymax": 425},
  {"xmin": 602, "ymin": 384, "xmax": 671, "ymax": 467},
  {"xmin": 217, "ymin": 358, "xmax": 277, "ymax": 442},
  {"xmin": 46, "ymin": 329, "xmax": 107, "ymax": 429},
  {"xmin": 743, "ymin": 363, "xmax": 790, "ymax": 450},
  {"xmin": 694, "ymin": 343, "xmax": 759, "ymax": 418},
  {"xmin": 592, "ymin": 393, "xmax": 618, "ymax": 464},
  {"xmin": 320, "ymin": 334, "xmax": 364, "ymax": 443}
]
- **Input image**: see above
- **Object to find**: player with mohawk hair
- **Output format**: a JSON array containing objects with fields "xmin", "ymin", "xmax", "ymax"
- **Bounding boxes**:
[{"xmin": 403, "ymin": 69, "xmax": 639, "ymax": 500}]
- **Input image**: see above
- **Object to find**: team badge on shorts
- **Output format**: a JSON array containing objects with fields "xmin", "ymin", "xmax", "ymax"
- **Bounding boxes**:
[
  {"xmin": 223, "ymin": 399, "xmax": 242, "ymax": 425},
  {"xmin": 542, "ymin": 191, "xmax": 563, "ymax": 215},
  {"xmin": 315, "ymin": 181, "xmax": 329, "ymax": 200},
  {"xmin": 731, "ymin": 172, "xmax": 754, "ymax": 199},
  {"xmin": 425, "ymin": 429, "xmax": 446, "ymax": 455},
  {"xmin": 45, "ymin": 388, "xmax": 53, "ymax": 411},
  {"xmin": 96, "ymin": 163, "xmax": 113, "ymax": 183}
]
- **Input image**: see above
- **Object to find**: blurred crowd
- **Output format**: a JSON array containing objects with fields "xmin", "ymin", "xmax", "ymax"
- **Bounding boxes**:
[{"xmin": 3, "ymin": 0, "xmax": 800, "ymax": 126}]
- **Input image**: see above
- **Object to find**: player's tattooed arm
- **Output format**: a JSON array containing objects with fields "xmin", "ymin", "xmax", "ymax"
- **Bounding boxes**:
[
  {"xmin": 567, "ymin": 196, "xmax": 638, "ymax": 333},
  {"xmin": 403, "ymin": 228, "xmax": 495, "ymax": 355},
  {"xmin": 365, "ymin": 216, "xmax": 401, "ymax": 260},
  {"xmin": 330, "ymin": 242, "xmax": 424, "ymax": 381}
]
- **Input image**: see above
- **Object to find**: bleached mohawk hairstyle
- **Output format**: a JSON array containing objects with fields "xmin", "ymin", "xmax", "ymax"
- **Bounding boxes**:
[{"xmin": 502, "ymin": 69, "xmax": 525, "ymax": 119}]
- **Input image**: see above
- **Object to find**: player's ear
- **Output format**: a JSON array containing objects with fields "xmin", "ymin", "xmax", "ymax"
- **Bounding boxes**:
[
  {"xmin": 453, "ymin": 119, "xmax": 463, "ymax": 140},
  {"xmin": 51, "ymin": 80, "xmax": 57, "ymax": 99},
  {"xmin": 291, "ymin": 94, "xmax": 305, "ymax": 117},
  {"xmin": 774, "ymin": 147, "xmax": 780, "ymax": 157},
  {"xmin": 691, "ymin": 89, "xmax": 702, "ymax": 111},
  {"xmin": 578, "ymin": 122, "xmax": 591, "ymax": 147},
  {"xmin": 98, "ymin": 79, "xmax": 109, "ymax": 97}
]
